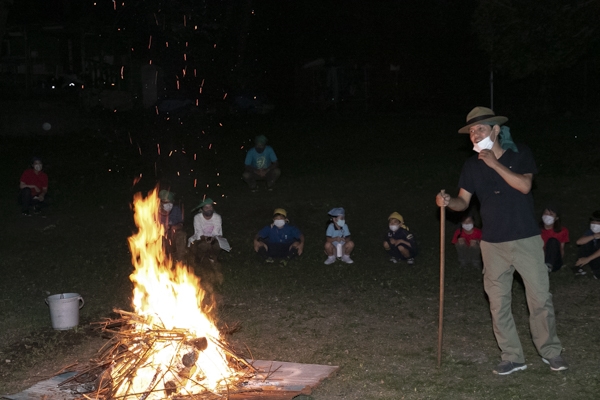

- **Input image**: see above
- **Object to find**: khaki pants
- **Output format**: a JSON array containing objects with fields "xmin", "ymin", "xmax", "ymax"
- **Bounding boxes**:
[{"xmin": 481, "ymin": 235, "xmax": 562, "ymax": 363}]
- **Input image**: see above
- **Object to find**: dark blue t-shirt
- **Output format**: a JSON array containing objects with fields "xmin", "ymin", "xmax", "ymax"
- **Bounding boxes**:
[
  {"xmin": 159, "ymin": 205, "xmax": 183, "ymax": 228},
  {"xmin": 385, "ymin": 227, "xmax": 418, "ymax": 254},
  {"xmin": 458, "ymin": 143, "xmax": 539, "ymax": 243},
  {"xmin": 258, "ymin": 224, "xmax": 302, "ymax": 244}
]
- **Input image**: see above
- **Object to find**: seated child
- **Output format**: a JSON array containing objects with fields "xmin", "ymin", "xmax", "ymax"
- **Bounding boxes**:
[
  {"xmin": 540, "ymin": 203, "xmax": 569, "ymax": 272},
  {"xmin": 324, "ymin": 207, "xmax": 354, "ymax": 265},
  {"xmin": 383, "ymin": 212, "xmax": 417, "ymax": 265},
  {"xmin": 451, "ymin": 214, "xmax": 482, "ymax": 268},
  {"xmin": 254, "ymin": 208, "xmax": 304, "ymax": 266},
  {"xmin": 574, "ymin": 210, "xmax": 600, "ymax": 278},
  {"xmin": 158, "ymin": 190, "xmax": 186, "ymax": 261},
  {"xmin": 188, "ymin": 198, "xmax": 222, "ymax": 262}
]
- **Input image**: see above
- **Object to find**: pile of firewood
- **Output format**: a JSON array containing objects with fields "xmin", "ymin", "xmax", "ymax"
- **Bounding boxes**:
[{"xmin": 58, "ymin": 309, "xmax": 256, "ymax": 399}]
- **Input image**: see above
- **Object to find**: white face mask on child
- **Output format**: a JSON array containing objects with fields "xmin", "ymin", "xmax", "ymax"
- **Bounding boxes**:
[
  {"xmin": 389, "ymin": 225, "xmax": 399, "ymax": 232},
  {"xmin": 162, "ymin": 203, "xmax": 173, "ymax": 212},
  {"xmin": 542, "ymin": 215, "xmax": 555, "ymax": 226},
  {"xmin": 462, "ymin": 223, "xmax": 474, "ymax": 231},
  {"xmin": 274, "ymin": 219, "xmax": 285, "ymax": 228},
  {"xmin": 591, "ymin": 223, "xmax": 600, "ymax": 234},
  {"xmin": 335, "ymin": 219, "xmax": 345, "ymax": 228}
]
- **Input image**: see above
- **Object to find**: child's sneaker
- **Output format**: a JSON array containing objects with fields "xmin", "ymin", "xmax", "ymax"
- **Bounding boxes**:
[
  {"xmin": 324, "ymin": 256, "xmax": 336, "ymax": 265},
  {"xmin": 265, "ymin": 257, "xmax": 274, "ymax": 263},
  {"xmin": 574, "ymin": 268, "xmax": 586, "ymax": 276},
  {"xmin": 389, "ymin": 257, "xmax": 398, "ymax": 264},
  {"xmin": 340, "ymin": 255, "xmax": 354, "ymax": 264},
  {"xmin": 407, "ymin": 258, "xmax": 415, "ymax": 265}
]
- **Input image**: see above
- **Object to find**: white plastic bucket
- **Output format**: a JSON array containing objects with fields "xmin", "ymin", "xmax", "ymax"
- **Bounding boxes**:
[{"xmin": 45, "ymin": 293, "xmax": 85, "ymax": 330}]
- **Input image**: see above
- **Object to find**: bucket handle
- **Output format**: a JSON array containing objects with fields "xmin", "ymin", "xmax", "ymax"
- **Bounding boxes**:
[{"xmin": 44, "ymin": 295, "xmax": 85, "ymax": 309}]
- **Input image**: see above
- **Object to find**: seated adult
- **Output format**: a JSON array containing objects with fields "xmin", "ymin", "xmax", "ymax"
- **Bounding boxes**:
[
  {"xmin": 158, "ymin": 190, "xmax": 186, "ymax": 261},
  {"xmin": 254, "ymin": 208, "xmax": 304, "ymax": 266},
  {"xmin": 188, "ymin": 198, "xmax": 222, "ymax": 261},
  {"xmin": 242, "ymin": 135, "xmax": 281, "ymax": 192},
  {"xmin": 19, "ymin": 157, "xmax": 48, "ymax": 216}
]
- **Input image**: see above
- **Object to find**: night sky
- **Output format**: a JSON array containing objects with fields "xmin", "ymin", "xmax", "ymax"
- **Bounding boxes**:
[{"xmin": 3, "ymin": 0, "xmax": 598, "ymax": 113}]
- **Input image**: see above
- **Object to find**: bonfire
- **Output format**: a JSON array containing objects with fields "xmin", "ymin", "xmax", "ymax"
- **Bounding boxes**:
[{"xmin": 61, "ymin": 189, "xmax": 254, "ymax": 399}]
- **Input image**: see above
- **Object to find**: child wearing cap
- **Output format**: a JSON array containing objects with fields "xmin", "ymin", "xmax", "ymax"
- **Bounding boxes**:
[
  {"xmin": 324, "ymin": 207, "xmax": 354, "ymax": 265},
  {"xmin": 539, "ymin": 204, "xmax": 569, "ymax": 272},
  {"xmin": 188, "ymin": 198, "xmax": 223, "ymax": 261},
  {"xmin": 573, "ymin": 210, "xmax": 600, "ymax": 278},
  {"xmin": 451, "ymin": 213, "xmax": 482, "ymax": 268},
  {"xmin": 254, "ymin": 208, "xmax": 304, "ymax": 266},
  {"xmin": 384, "ymin": 212, "xmax": 417, "ymax": 265},
  {"xmin": 158, "ymin": 190, "xmax": 186, "ymax": 261},
  {"xmin": 242, "ymin": 135, "xmax": 281, "ymax": 192}
]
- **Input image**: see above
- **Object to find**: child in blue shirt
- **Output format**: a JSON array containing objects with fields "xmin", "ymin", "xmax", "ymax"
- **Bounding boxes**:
[
  {"xmin": 254, "ymin": 208, "xmax": 304, "ymax": 266},
  {"xmin": 243, "ymin": 135, "xmax": 281, "ymax": 192},
  {"xmin": 383, "ymin": 212, "xmax": 417, "ymax": 265},
  {"xmin": 324, "ymin": 207, "xmax": 355, "ymax": 265}
]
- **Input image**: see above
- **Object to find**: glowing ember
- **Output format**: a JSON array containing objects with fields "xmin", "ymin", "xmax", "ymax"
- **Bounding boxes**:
[{"xmin": 113, "ymin": 188, "xmax": 237, "ymax": 398}]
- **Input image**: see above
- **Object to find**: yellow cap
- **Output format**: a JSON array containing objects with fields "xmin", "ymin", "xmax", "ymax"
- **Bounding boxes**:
[
  {"xmin": 388, "ymin": 212, "xmax": 404, "ymax": 223},
  {"xmin": 273, "ymin": 208, "xmax": 287, "ymax": 217}
]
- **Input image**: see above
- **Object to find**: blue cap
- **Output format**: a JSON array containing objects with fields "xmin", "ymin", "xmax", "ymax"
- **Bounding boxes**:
[{"xmin": 328, "ymin": 207, "xmax": 345, "ymax": 217}]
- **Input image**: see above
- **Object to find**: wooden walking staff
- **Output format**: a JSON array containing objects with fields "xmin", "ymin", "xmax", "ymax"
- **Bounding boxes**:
[{"xmin": 437, "ymin": 189, "xmax": 446, "ymax": 368}]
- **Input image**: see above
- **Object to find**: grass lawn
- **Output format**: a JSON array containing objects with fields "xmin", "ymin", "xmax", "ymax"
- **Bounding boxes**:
[{"xmin": 0, "ymin": 109, "xmax": 599, "ymax": 399}]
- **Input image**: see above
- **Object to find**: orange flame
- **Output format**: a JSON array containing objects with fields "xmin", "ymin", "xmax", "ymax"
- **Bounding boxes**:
[{"xmin": 118, "ymin": 189, "xmax": 235, "ymax": 397}]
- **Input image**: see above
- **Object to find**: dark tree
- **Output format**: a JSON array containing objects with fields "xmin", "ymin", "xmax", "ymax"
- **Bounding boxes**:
[{"xmin": 473, "ymin": 0, "xmax": 600, "ymax": 79}]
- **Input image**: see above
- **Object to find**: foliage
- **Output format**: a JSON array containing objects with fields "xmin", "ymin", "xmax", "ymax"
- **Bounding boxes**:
[{"xmin": 473, "ymin": 0, "xmax": 600, "ymax": 79}]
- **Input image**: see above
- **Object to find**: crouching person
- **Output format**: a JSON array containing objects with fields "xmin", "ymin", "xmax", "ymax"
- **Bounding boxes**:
[
  {"xmin": 19, "ymin": 157, "xmax": 48, "ymax": 216},
  {"xmin": 188, "ymin": 198, "xmax": 222, "ymax": 262},
  {"xmin": 254, "ymin": 208, "xmax": 304, "ymax": 266},
  {"xmin": 452, "ymin": 213, "xmax": 482, "ymax": 268},
  {"xmin": 158, "ymin": 190, "xmax": 187, "ymax": 261},
  {"xmin": 383, "ymin": 212, "xmax": 417, "ymax": 265}
]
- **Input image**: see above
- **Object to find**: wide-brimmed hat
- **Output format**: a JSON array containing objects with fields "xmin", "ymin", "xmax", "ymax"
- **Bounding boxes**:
[
  {"xmin": 158, "ymin": 190, "xmax": 175, "ymax": 203},
  {"xmin": 328, "ymin": 207, "xmax": 345, "ymax": 217},
  {"xmin": 388, "ymin": 212, "xmax": 404, "ymax": 223},
  {"xmin": 273, "ymin": 208, "xmax": 287, "ymax": 217},
  {"xmin": 458, "ymin": 106, "xmax": 508, "ymax": 134},
  {"xmin": 192, "ymin": 197, "xmax": 214, "ymax": 212}
]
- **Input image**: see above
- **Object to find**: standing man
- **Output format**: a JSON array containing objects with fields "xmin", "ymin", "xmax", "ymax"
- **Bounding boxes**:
[
  {"xmin": 19, "ymin": 157, "xmax": 48, "ymax": 215},
  {"xmin": 436, "ymin": 107, "xmax": 567, "ymax": 375},
  {"xmin": 243, "ymin": 135, "xmax": 280, "ymax": 192}
]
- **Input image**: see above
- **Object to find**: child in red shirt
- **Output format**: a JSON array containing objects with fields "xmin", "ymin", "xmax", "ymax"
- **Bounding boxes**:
[
  {"xmin": 19, "ymin": 157, "xmax": 48, "ymax": 215},
  {"xmin": 540, "ymin": 204, "xmax": 569, "ymax": 272},
  {"xmin": 451, "ymin": 214, "xmax": 482, "ymax": 268}
]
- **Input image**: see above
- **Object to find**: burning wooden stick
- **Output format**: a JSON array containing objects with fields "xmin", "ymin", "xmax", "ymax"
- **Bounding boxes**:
[{"xmin": 59, "ymin": 309, "xmax": 256, "ymax": 399}]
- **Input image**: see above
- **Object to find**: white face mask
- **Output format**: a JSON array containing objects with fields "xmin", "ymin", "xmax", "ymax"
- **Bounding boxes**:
[
  {"xmin": 34, "ymin": 164, "xmax": 42, "ymax": 172},
  {"xmin": 462, "ymin": 223, "xmax": 474, "ymax": 231},
  {"xmin": 273, "ymin": 219, "xmax": 285, "ymax": 228},
  {"xmin": 473, "ymin": 135, "xmax": 494, "ymax": 153},
  {"xmin": 542, "ymin": 215, "xmax": 555, "ymax": 226},
  {"xmin": 591, "ymin": 223, "xmax": 600, "ymax": 234},
  {"xmin": 335, "ymin": 219, "xmax": 345, "ymax": 228},
  {"xmin": 389, "ymin": 224, "xmax": 399, "ymax": 232},
  {"xmin": 162, "ymin": 203, "xmax": 173, "ymax": 212}
]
